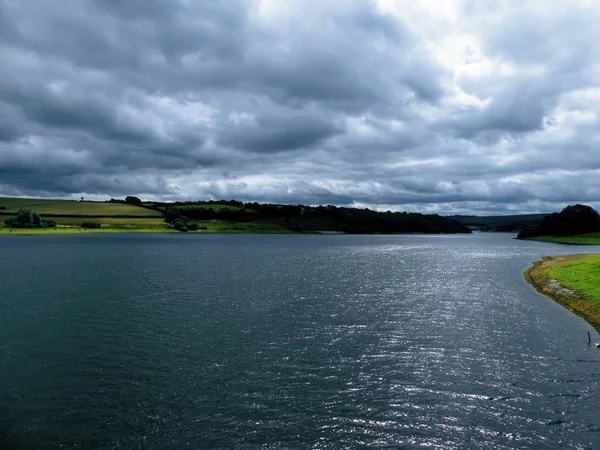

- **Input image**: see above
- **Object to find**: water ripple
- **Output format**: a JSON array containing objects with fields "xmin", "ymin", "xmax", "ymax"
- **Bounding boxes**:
[{"xmin": 0, "ymin": 233, "xmax": 599, "ymax": 449}]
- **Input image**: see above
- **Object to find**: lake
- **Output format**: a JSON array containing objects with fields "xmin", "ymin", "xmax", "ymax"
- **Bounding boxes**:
[{"xmin": 1, "ymin": 233, "xmax": 599, "ymax": 449}]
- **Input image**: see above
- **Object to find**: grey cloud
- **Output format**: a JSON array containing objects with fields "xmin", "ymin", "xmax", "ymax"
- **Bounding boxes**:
[
  {"xmin": 0, "ymin": 107, "xmax": 22, "ymax": 143},
  {"xmin": 0, "ymin": 0, "xmax": 599, "ymax": 214},
  {"xmin": 484, "ymin": 6, "xmax": 599, "ymax": 66},
  {"xmin": 220, "ymin": 109, "xmax": 343, "ymax": 153},
  {"xmin": 446, "ymin": 82, "xmax": 552, "ymax": 139}
]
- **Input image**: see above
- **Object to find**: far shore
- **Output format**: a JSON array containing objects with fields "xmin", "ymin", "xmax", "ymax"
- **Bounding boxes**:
[
  {"xmin": 523, "ymin": 235, "xmax": 600, "ymax": 245},
  {"xmin": 525, "ymin": 255, "xmax": 600, "ymax": 333},
  {"xmin": 0, "ymin": 227, "xmax": 296, "ymax": 235}
]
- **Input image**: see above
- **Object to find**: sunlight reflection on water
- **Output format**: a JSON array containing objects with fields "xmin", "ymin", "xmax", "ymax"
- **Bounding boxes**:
[{"xmin": 0, "ymin": 233, "xmax": 599, "ymax": 448}]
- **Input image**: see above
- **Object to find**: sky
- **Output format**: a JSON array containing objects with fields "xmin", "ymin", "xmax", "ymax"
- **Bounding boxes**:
[{"xmin": 1, "ymin": 0, "xmax": 600, "ymax": 215}]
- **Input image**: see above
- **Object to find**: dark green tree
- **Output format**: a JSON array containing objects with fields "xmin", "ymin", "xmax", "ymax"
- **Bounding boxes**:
[
  {"xmin": 518, "ymin": 204, "xmax": 600, "ymax": 238},
  {"xmin": 125, "ymin": 196, "xmax": 142, "ymax": 204},
  {"xmin": 4, "ymin": 209, "xmax": 56, "ymax": 229},
  {"xmin": 15, "ymin": 208, "xmax": 33, "ymax": 224}
]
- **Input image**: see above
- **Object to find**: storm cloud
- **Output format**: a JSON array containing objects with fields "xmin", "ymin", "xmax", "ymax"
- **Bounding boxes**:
[{"xmin": 1, "ymin": 0, "xmax": 599, "ymax": 214}]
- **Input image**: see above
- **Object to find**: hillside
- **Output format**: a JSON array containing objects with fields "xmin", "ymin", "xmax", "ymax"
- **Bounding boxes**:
[
  {"xmin": 1, "ymin": 197, "xmax": 471, "ymax": 234},
  {"xmin": 450, "ymin": 213, "xmax": 550, "ymax": 231},
  {"xmin": 159, "ymin": 201, "xmax": 471, "ymax": 234},
  {"xmin": 517, "ymin": 204, "xmax": 600, "ymax": 244},
  {"xmin": 0, "ymin": 197, "xmax": 162, "ymax": 217}
]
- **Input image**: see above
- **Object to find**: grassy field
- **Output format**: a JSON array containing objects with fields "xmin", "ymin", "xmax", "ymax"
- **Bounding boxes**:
[
  {"xmin": 50, "ymin": 217, "xmax": 168, "ymax": 227},
  {"xmin": 0, "ymin": 197, "xmax": 162, "ymax": 216},
  {"xmin": 192, "ymin": 221, "xmax": 288, "ymax": 233},
  {"xmin": 0, "ymin": 227, "xmax": 177, "ymax": 235},
  {"xmin": 0, "ymin": 222, "xmax": 291, "ymax": 234},
  {"xmin": 527, "ymin": 233, "xmax": 600, "ymax": 245},
  {"xmin": 526, "ymin": 255, "xmax": 600, "ymax": 332},
  {"xmin": 1, "ymin": 217, "xmax": 291, "ymax": 234},
  {"xmin": 0, "ymin": 197, "xmax": 298, "ymax": 234},
  {"xmin": 545, "ymin": 255, "xmax": 600, "ymax": 302}
]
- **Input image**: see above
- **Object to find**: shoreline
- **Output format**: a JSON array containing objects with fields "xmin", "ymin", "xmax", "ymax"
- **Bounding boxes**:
[
  {"xmin": 525, "ymin": 255, "xmax": 600, "ymax": 333},
  {"xmin": 522, "ymin": 235, "xmax": 600, "ymax": 245},
  {"xmin": 0, "ymin": 227, "xmax": 297, "ymax": 235},
  {"xmin": 0, "ymin": 227, "xmax": 473, "ymax": 236}
]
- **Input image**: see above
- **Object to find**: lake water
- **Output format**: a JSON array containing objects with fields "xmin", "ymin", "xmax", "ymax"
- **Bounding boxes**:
[{"xmin": 1, "ymin": 233, "xmax": 600, "ymax": 449}]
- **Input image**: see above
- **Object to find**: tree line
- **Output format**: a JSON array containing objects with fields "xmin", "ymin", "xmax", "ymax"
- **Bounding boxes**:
[
  {"xmin": 162, "ymin": 202, "xmax": 471, "ymax": 234},
  {"xmin": 4, "ymin": 209, "xmax": 57, "ymax": 229},
  {"xmin": 517, "ymin": 204, "xmax": 600, "ymax": 238}
]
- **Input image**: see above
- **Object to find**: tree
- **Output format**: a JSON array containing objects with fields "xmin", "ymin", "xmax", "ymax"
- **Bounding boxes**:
[
  {"xmin": 4, "ymin": 209, "xmax": 56, "ymax": 229},
  {"xmin": 173, "ymin": 219, "xmax": 188, "ymax": 232},
  {"xmin": 557, "ymin": 204, "xmax": 600, "ymax": 235},
  {"xmin": 15, "ymin": 208, "xmax": 33, "ymax": 224},
  {"xmin": 518, "ymin": 204, "xmax": 600, "ymax": 238},
  {"xmin": 32, "ymin": 212, "xmax": 42, "ymax": 227},
  {"xmin": 164, "ymin": 208, "xmax": 188, "ymax": 224},
  {"xmin": 125, "ymin": 196, "xmax": 142, "ymax": 204}
]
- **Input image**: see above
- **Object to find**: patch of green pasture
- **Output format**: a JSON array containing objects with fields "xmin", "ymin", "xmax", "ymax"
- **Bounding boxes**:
[
  {"xmin": 187, "ymin": 221, "xmax": 291, "ymax": 233},
  {"xmin": 1, "ymin": 220, "xmax": 292, "ymax": 234},
  {"xmin": 545, "ymin": 255, "xmax": 600, "ymax": 305},
  {"xmin": 0, "ymin": 197, "xmax": 163, "ymax": 216},
  {"xmin": 51, "ymin": 217, "xmax": 168, "ymax": 227},
  {"xmin": 0, "ymin": 227, "xmax": 177, "ymax": 235}
]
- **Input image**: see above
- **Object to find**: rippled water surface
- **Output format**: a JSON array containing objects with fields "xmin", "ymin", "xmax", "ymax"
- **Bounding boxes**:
[{"xmin": 1, "ymin": 233, "xmax": 600, "ymax": 449}]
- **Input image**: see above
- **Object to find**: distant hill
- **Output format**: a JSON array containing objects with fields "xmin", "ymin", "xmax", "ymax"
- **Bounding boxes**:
[
  {"xmin": 0, "ymin": 197, "xmax": 162, "ymax": 217},
  {"xmin": 1, "ymin": 196, "xmax": 471, "ymax": 234},
  {"xmin": 449, "ymin": 213, "xmax": 551, "ymax": 231},
  {"xmin": 160, "ymin": 201, "xmax": 472, "ymax": 234}
]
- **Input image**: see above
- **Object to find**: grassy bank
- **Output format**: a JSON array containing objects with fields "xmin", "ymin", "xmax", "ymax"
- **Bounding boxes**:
[
  {"xmin": 525, "ymin": 255, "xmax": 600, "ymax": 332},
  {"xmin": 0, "ymin": 220, "xmax": 293, "ymax": 235},
  {"xmin": 525, "ymin": 233, "xmax": 600, "ymax": 245},
  {"xmin": 47, "ymin": 217, "xmax": 167, "ymax": 227},
  {"xmin": 1, "ymin": 195, "xmax": 472, "ymax": 235},
  {"xmin": 0, "ymin": 197, "xmax": 292, "ymax": 234},
  {"xmin": 0, "ymin": 197, "xmax": 162, "ymax": 216},
  {"xmin": 0, "ymin": 227, "xmax": 177, "ymax": 235}
]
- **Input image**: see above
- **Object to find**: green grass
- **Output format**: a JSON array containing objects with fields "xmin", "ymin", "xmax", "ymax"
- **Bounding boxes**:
[
  {"xmin": 545, "ymin": 255, "xmax": 600, "ymax": 304},
  {"xmin": 189, "ymin": 221, "xmax": 290, "ymax": 233},
  {"xmin": 1, "ymin": 220, "xmax": 293, "ymax": 234},
  {"xmin": 0, "ymin": 197, "xmax": 162, "ymax": 216},
  {"xmin": 526, "ymin": 255, "xmax": 600, "ymax": 332},
  {"xmin": 527, "ymin": 233, "xmax": 600, "ymax": 245},
  {"xmin": 0, "ymin": 197, "xmax": 299, "ymax": 234},
  {"xmin": 0, "ymin": 227, "xmax": 177, "ymax": 235},
  {"xmin": 50, "ymin": 217, "xmax": 168, "ymax": 227}
]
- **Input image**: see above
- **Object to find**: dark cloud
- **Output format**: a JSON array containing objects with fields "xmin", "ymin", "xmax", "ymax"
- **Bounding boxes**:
[
  {"xmin": 220, "ymin": 108, "xmax": 343, "ymax": 153},
  {"xmin": 0, "ymin": 0, "xmax": 599, "ymax": 214}
]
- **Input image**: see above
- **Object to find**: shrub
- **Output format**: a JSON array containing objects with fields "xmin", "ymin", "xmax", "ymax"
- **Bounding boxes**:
[
  {"xmin": 173, "ymin": 219, "xmax": 188, "ymax": 232},
  {"xmin": 81, "ymin": 222, "xmax": 102, "ymax": 229},
  {"xmin": 187, "ymin": 223, "xmax": 200, "ymax": 231},
  {"xmin": 517, "ymin": 225, "xmax": 540, "ymax": 239}
]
